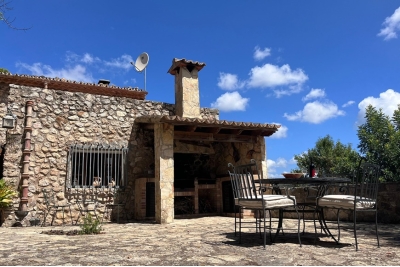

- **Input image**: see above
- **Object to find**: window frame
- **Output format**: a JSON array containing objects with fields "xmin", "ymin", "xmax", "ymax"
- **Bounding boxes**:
[{"xmin": 66, "ymin": 143, "xmax": 128, "ymax": 189}]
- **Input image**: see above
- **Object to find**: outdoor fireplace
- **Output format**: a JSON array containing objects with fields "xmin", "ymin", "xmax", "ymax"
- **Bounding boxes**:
[
  {"xmin": 174, "ymin": 153, "xmax": 215, "ymax": 189},
  {"xmin": 174, "ymin": 153, "xmax": 217, "ymax": 215}
]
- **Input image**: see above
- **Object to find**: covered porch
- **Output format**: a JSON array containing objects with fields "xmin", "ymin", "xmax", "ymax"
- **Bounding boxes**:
[{"xmin": 134, "ymin": 115, "xmax": 279, "ymax": 223}]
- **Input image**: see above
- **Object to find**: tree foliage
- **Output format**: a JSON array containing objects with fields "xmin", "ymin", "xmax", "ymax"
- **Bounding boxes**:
[
  {"xmin": 357, "ymin": 104, "xmax": 400, "ymax": 182},
  {"xmin": 0, "ymin": 0, "xmax": 30, "ymax": 31},
  {"xmin": 0, "ymin": 68, "xmax": 10, "ymax": 73},
  {"xmin": 293, "ymin": 135, "xmax": 361, "ymax": 178},
  {"xmin": 0, "ymin": 179, "xmax": 17, "ymax": 209}
]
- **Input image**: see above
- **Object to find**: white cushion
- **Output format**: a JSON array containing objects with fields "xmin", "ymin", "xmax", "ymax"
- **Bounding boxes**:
[
  {"xmin": 236, "ymin": 194, "xmax": 296, "ymax": 209},
  {"xmin": 318, "ymin": 194, "xmax": 376, "ymax": 209}
]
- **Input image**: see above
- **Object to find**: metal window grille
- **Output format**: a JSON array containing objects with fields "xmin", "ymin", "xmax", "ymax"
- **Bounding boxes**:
[{"xmin": 66, "ymin": 143, "xmax": 128, "ymax": 188}]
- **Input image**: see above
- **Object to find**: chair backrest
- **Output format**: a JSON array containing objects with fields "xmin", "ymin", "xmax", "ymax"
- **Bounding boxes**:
[
  {"xmin": 355, "ymin": 163, "xmax": 380, "ymax": 203},
  {"xmin": 107, "ymin": 187, "xmax": 127, "ymax": 204},
  {"xmin": 228, "ymin": 159, "xmax": 261, "ymax": 200},
  {"xmin": 42, "ymin": 189, "xmax": 56, "ymax": 207}
]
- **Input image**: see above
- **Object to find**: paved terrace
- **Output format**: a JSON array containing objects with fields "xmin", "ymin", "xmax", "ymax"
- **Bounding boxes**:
[{"xmin": 0, "ymin": 217, "xmax": 399, "ymax": 266}]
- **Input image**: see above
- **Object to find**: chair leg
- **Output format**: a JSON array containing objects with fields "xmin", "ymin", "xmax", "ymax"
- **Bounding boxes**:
[
  {"xmin": 50, "ymin": 209, "xmax": 56, "ymax": 226},
  {"xmin": 337, "ymin": 209, "xmax": 341, "ymax": 242},
  {"xmin": 354, "ymin": 209, "xmax": 358, "ymax": 251},
  {"xmin": 294, "ymin": 205, "xmax": 302, "ymax": 247},
  {"xmin": 41, "ymin": 209, "xmax": 49, "ymax": 227},
  {"xmin": 268, "ymin": 210, "xmax": 272, "ymax": 242},
  {"xmin": 69, "ymin": 206, "xmax": 73, "ymax": 226},
  {"xmin": 300, "ymin": 205, "xmax": 306, "ymax": 235},
  {"xmin": 239, "ymin": 207, "xmax": 242, "ymax": 244},
  {"xmin": 75, "ymin": 211, "xmax": 82, "ymax": 225},
  {"xmin": 313, "ymin": 208, "xmax": 318, "ymax": 244},
  {"xmin": 102, "ymin": 206, "xmax": 108, "ymax": 223},
  {"xmin": 263, "ymin": 209, "xmax": 267, "ymax": 249},
  {"xmin": 93, "ymin": 210, "xmax": 99, "ymax": 222},
  {"xmin": 61, "ymin": 207, "xmax": 65, "ymax": 226},
  {"xmin": 257, "ymin": 210, "xmax": 261, "ymax": 238},
  {"xmin": 375, "ymin": 209, "xmax": 380, "ymax": 248},
  {"xmin": 321, "ymin": 208, "xmax": 339, "ymax": 243},
  {"xmin": 234, "ymin": 205, "xmax": 237, "ymax": 236}
]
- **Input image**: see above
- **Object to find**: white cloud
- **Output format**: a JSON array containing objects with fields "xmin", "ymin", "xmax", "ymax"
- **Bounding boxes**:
[
  {"xmin": 273, "ymin": 86, "xmax": 303, "ymax": 98},
  {"xmin": 103, "ymin": 54, "xmax": 134, "ymax": 70},
  {"xmin": 123, "ymin": 78, "xmax": 137, "ymax": 85},
  {"xmin": 266, "ymin": 157, "xmax": 298, "ymax": 178},
  {"xmin": 81, "ymin": 53, "xmax": 100, "ymax": 64},
  {"xmin": 15, "ymin": 52, "xmax": 138, "ymax": 84},
  {"xmin": 253, "ymin": 46, "xmax": 271, "ymax": 61},
  {"xmin": 267, "ymin": 158, "xmax": 287, "ymax": 178},
  {"xmin": 247, "ymin": 63, "xmax": 308, "ymax": 96},
  {"xmin": 302, "ymin": 88, "xmax": 326, "ymax": 102},
  {"xmin": 284, "ymin": 100, "xmax": 345, "ymax": 124},
  {"xmin": 217, "ymin": 73, "xmax": 245, "ymax": 90},
  {"xmin": 357, "ymin": 89, "xmax": 400, "ymax": 125},
  {"xmin": 16, "ymin": 62, "xmax": 94, "ymax": 82},
  {"xmin": 342, "ymin": 100, "xmax": 355, "ymax": 108},
  {"xmin": 378, "ymin": 6, "xmax": 400, "ymax": 40},
  {"xmin": 211, "ymin": 91, "xmax": 249, "ymax": 112},
  {"xmin": 269, "ymin": 122, "xmax": 288, "ymax": 139}
]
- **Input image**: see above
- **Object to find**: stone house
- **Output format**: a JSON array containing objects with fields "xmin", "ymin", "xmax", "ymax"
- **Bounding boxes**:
[{"xmin": 0, "ymin": 58, "xmax": 280, "ymax": 226}]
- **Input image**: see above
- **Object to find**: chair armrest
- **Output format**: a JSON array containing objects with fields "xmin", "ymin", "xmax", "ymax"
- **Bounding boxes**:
[
  {"xmin": 258, "ymin": 185, "xmax": 270, "ymax": 195},
  {"xmin": 338, "ymin": 184, "xmax": 356, "ymax": 195}
]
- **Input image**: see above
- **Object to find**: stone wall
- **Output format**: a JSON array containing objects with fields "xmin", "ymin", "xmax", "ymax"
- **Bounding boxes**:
[{"xmin": 0, "ymin": 83, "xmax": 218, "ymax": 226}]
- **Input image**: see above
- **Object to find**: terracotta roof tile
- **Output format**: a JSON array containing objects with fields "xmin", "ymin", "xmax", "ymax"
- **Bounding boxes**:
[
  {"xmin": 0, "ymin": 72, "xmax": 148, "ymax": 100},
  {"xmin": 135, "ymin": 115, "xmax": 280, "ymax": 137},
  {"xmin": 167, "ymin": 58, "xmax": 206, "ymax": 75}
]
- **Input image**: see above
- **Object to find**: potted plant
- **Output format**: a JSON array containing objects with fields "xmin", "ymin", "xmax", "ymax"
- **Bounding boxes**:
[{"xmin": 0, "ymin": 179, "xmax": 18, "ymax": 226}]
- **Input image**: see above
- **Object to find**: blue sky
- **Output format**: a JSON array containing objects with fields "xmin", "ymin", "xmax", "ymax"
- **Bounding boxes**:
[{"xmin": 2, "ymin": 1, "xmax": 400, "ymax": 177}]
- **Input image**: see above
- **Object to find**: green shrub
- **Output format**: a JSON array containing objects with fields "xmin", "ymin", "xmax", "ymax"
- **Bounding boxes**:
[
  {"xmin": 0, "ymin": 180, "xmax": 17, "ymax": 209},
  {"xmin": 79, "ymin": 213, "xmax": 103, "ymax": 235}
]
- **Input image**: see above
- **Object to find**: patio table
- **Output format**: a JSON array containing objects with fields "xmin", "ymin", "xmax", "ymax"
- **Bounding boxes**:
[{"xmin": 256, "ymin": 177, "xmax": 351, "ymax": 242}]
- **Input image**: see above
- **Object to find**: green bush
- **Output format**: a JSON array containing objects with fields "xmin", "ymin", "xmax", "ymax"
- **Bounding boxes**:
[
  {"xmin": 79, "ymin": 213, "xmax": 103, "ymax": 235},
  {"xmin": 0, "ymin": 180, "xmax": 17, "ymax": 209}
]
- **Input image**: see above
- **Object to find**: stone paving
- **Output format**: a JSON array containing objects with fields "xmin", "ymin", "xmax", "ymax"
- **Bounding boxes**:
[{"xmin": 0, "ymin": 216, "xmax": 399, "ymax": 266}]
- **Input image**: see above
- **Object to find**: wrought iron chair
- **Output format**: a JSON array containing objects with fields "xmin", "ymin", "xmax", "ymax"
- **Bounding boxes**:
[
  {"xmin": 228, "ymin": 159, "xmax": 301, "ymax": 249},
  {"xmin": 42, "ymin": 189, "xmax": 73, "ymax": 226},
  {"xmin": 314, "ymin": 162, "xmax": 380, "ymax": 251},
  {"xmin": 75, "ymin": 197, "xmax": 100, "ymax": 225},
  {"xmin": 103, "ymin": 187, "xmax": 128, "ymax": 223}
]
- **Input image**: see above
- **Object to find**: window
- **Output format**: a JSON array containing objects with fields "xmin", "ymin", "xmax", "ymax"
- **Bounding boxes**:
[{"xmin": 66, "ymin": 144, "xmax": 128, "ymax": 188}]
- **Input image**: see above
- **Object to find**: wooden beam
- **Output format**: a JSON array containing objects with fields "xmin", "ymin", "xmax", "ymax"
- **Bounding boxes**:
[
  {"xmin": 174, "ymin": 131, "xmax": 257, "ymax": 143},
  {"xmin": 175, "ymin": 125, "xmax": 197, "ymax": 132},
  {"xmin": 195, "ymin": 127, "xmax": 221, "ymax": 134},
  {"xmin": 224, "ymin": 129, "xmax": 243, "ymax": 135}
]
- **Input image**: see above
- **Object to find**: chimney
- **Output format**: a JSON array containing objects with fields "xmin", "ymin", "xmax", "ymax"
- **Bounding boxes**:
[{"xmin": 168, "ymin": 58, "xmax": 206, "ymax": 118}]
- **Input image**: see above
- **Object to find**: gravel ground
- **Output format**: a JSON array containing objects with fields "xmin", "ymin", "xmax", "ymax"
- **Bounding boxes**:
[{"xmin": 0, "ymin": 216, "xmax": 399, "ymax": 266}]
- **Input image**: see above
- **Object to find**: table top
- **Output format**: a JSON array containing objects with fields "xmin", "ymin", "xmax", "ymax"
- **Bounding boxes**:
[{"xmin": 257, "ymin": 177, "xmax": 351, "ymax": 184}]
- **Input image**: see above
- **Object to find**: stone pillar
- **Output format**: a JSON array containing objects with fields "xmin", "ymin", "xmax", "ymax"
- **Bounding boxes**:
[
  {"xmin": 168, "ymin": 58, "xmax": 206, "ymax": 118},
  {"xmin": 259, "ymin": 136, "xmax": 267, "ymax": 178},
  {"xmin": 154, "ymin": 123, "xmax": 174, "ymax": 224}
]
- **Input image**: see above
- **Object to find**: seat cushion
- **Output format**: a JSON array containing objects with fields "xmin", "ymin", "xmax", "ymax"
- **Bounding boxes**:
[
  {"xmin": 236, "ymin": 194, "xmax": 296, "ymax": 209},
  {"xmin": 317, "ymin": 195, "xmax": 376, "ymax": 209}
]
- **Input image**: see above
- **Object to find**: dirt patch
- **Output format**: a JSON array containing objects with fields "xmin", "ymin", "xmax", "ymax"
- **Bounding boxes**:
[{"xmin": 41, "ymin": 229, "xmax": 80, "ymax": 235}]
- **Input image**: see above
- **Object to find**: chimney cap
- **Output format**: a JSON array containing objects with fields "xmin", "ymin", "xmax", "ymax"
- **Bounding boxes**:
[
  {"xmin": 98, "ymin": 79, "xmax": 110, "ymax": 85},
  {"xmin": 167, "ymin": 58, "xmax": 206, "ymax": 75}
]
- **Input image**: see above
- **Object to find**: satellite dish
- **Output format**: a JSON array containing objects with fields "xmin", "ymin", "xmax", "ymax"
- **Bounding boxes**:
[
  {"xmin": 133, "ymin": 52, "xmax": 149, "ymax": 72},
  {"xmin": 130, "ymin": 52, "xmax": 149, "ymax": 90}
]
